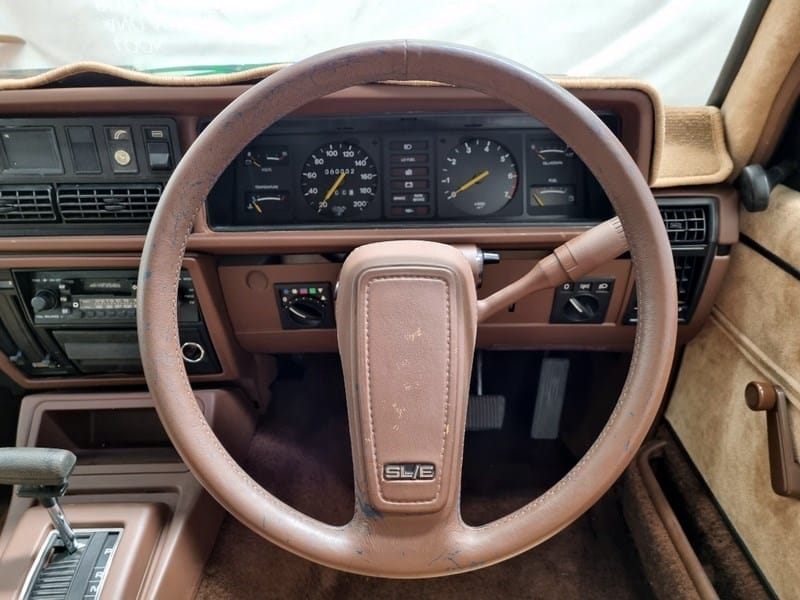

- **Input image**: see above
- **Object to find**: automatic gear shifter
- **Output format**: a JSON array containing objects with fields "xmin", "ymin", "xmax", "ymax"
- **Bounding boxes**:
[
  {"xmin": 0, "ymin": 448, "xmax": 123, "ymax": 599},
  {"xmin": 0, "ymin": 447, "xmax": 79, "ymax": 553}
]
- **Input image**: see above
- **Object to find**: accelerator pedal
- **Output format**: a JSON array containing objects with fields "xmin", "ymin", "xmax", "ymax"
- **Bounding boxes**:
[{"xmin": 530, "ymin": 357, "xmax": 570, "ymax": 440}]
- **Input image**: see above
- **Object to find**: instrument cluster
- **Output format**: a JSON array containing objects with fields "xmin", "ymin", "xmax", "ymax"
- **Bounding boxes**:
[{"xmin": 206, "ymin": 112, "xmax": 618, "ymax": 229}]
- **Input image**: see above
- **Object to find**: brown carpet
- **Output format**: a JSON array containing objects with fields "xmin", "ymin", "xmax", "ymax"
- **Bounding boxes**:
[
  {"xmin": 197, "ymin": 354, "xmax": 653, "ymax": 599},
  {"xmin": 654, "ymin": 428, "xmax": 770, "ymax": 599},
  {"xmin": 622, "ymin": 428, "xmax": 772, "ymax": 600}
]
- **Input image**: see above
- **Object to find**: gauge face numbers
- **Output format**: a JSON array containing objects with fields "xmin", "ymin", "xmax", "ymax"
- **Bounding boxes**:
[
  {"xmin": 440, "ymin": 138, "xmax": 518, "ymax": 216},
  {"xmin": 529, "ymin": 185, "xmax": 576, "ymax": 211},
  {"xmin": 301, "ymin": 142, "xmax": 378, "ymax": 218}
]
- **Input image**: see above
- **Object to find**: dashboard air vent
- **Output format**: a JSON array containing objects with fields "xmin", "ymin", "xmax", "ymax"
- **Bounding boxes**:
[
  {"xmin": 659, "ymin": 206, "xmax": 707, "ymax": 244},
  {"xmin": 675, "ymin": 254, "xmax": 703, "ymax": 321},
  {"xmin": 0, "ymin": 186, "xmax": 57, "ymax": 223},
  {"xmin": 57, "ymin": 184, "xmax": 162, "ymax": 223}
]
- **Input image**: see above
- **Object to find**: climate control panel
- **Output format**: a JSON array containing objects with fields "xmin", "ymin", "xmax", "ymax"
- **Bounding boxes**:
[{"xmin": 275, "ymin": 283, "xmax": 335, "ymax": 329}]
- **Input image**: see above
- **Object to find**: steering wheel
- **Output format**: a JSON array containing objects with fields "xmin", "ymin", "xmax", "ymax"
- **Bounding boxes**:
[{"xmin": 138, "ymin": 41, "xmax": 677, "ymax": 578}]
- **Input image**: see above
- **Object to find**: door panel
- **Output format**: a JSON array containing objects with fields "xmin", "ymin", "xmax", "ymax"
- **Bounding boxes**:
[{"xmin": 666, "ymin": 184, "xmax": 800, "ymax": 599}]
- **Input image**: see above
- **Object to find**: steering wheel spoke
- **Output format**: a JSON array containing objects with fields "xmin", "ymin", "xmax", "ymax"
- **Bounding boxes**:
[{"xmin": 343, "ymin": 503, "xmax": 470, "ymax": 570}]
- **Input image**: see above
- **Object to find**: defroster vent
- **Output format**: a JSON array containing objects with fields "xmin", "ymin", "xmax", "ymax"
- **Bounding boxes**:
[
  {"xmin": 0, "ymin": 185, "xmax": 56, "ymax": 223},
  {"xmin": 659, "ymin": 206, "xmax": 707, "ymax": 244},
  {"xmin": 57, "ymin": 184, "xmax": 162, "ymax": 223}
]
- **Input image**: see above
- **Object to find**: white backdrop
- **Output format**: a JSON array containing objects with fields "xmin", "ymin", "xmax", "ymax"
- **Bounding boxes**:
[{"xmin": 0, "ymin": 0, "xmax": 750, "ymax": 105}]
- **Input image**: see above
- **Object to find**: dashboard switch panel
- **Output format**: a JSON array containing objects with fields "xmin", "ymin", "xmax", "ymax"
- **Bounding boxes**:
[
  {"xmin": 550, "ymin": 278, "xmax": 615, "ymax": 324},
  {"xmin": 0, "ymin": 117, "xmax": 180, "ymax": 235},
  {"xmin": 275, "ymin": 283, "xmax": 334, "ymax": 329}
]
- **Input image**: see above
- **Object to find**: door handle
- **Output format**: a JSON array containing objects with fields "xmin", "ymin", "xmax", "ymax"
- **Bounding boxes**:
[{"xmin": 746, "ymin": 381, "xmax": 800, "ymax": 499}]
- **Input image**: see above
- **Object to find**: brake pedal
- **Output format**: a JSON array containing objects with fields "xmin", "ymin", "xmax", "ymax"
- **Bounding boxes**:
[
  {"xmin": 466, "ymin": 350, "xmax": 506, "ymax": 431},
  {"xmin": 467, "ymin": 394, "xmax": 506, "ymax": 431},
  {"xmin": 530, "ymin": 357, "xmax": 570, "ymax": 439}
]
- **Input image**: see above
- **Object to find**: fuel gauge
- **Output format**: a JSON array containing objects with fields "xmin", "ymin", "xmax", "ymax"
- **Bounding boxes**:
[{"xmin": 529, "ymin": 185, "xmax": 576, "ymax": 213}]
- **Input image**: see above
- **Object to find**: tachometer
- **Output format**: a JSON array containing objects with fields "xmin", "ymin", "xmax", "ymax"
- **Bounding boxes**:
[
  {"xmin": 439, "ymin": 138, "xmax": 518, "ymax": 215},
  {"xmin": 301, "ymin": 142, "xmax": 378, "ymax": 217}
]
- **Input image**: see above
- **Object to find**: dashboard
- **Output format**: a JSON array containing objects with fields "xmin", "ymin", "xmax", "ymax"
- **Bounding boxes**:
[
  {"xmin": 0, "ymin": 83, "xmax": 738, "ymax": 390},
  {"xmin": 206, "ymin": 112, "xmax": 616, "ymax": 229}
]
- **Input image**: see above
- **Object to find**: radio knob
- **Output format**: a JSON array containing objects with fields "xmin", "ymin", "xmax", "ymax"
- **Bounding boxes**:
[{"xmin": 30, "ymin": 289, "xmax": 59, "ymax": 313}]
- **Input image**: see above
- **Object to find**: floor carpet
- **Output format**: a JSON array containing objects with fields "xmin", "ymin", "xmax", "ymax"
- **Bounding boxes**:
[{"xmin": 197, "ymin": 354, "xmax": 652, "ymax": 599}]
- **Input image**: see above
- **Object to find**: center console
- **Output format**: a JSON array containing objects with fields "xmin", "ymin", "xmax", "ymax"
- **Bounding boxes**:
[{"xmin": 0, "ymin": 389, "xmax": 255, "ymax": 599}]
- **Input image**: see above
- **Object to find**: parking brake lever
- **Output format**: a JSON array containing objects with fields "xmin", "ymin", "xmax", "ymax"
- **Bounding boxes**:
[{"xmin": 0, "ymin": 447, "xmax": 79, "ymax": 553}]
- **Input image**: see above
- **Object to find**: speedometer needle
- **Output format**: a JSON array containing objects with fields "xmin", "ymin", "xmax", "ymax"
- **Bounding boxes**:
[
  {"xmin": 452, "ymin": 170, "xmax": 489, "ymax": 197},
  {"xmin": 324, "ymin": 172, "xmax": 347, "ymax": 202}
]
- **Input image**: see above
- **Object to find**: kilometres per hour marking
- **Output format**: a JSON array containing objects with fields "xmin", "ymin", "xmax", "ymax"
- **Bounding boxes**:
[{"xmin": 301, "ymin": 141, "xmax": 378, "ymax": 217}]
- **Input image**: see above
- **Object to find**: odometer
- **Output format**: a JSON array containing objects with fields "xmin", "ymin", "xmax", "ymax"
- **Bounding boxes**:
[{"xmin": 301, "ymin": 142, "xmax": 378, "ymax": 217}]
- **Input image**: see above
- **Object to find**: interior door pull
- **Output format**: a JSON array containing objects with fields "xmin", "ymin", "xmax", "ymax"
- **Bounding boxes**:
[{"xmin": 745, "ymin": 381, "xmax": 800, "ymax": 499}]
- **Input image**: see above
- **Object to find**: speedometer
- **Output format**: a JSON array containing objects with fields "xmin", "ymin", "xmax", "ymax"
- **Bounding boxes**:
[{"xmin": 301, "ymin": 142, "xmax": 378, "ymax": 218}]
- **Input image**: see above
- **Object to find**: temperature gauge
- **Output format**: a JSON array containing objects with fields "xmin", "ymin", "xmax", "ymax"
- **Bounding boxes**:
[
  {"xmin": 237, "ymin": 144, "xmax": 293, "ymax": 225},
  {"xmin": 241, "ymin": 190, "xmax": 291, "ymax": 223}
]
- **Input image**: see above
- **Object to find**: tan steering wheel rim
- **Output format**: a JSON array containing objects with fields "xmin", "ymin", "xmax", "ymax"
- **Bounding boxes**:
[{"xmin": 138, "ymin": 40, "xmax": 677, "ymax": 578}]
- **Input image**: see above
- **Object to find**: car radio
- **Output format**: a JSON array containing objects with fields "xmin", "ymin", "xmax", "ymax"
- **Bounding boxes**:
[
  {"xmin": 0, "ymin": 268, "xmax": 219, "ymax": 378},
  {"xmin": 22, "ymin": 270, "xmax": 199, "ymax": 325}
]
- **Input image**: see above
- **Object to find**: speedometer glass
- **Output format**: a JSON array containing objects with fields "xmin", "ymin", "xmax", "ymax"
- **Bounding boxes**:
[
  {"xmin": 439, "ymin": 138, "xmax": 518, "ymax": 216},
  {"xmin": 301, "ymin": 142, "xmax": 378, "ymax": 218}
]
